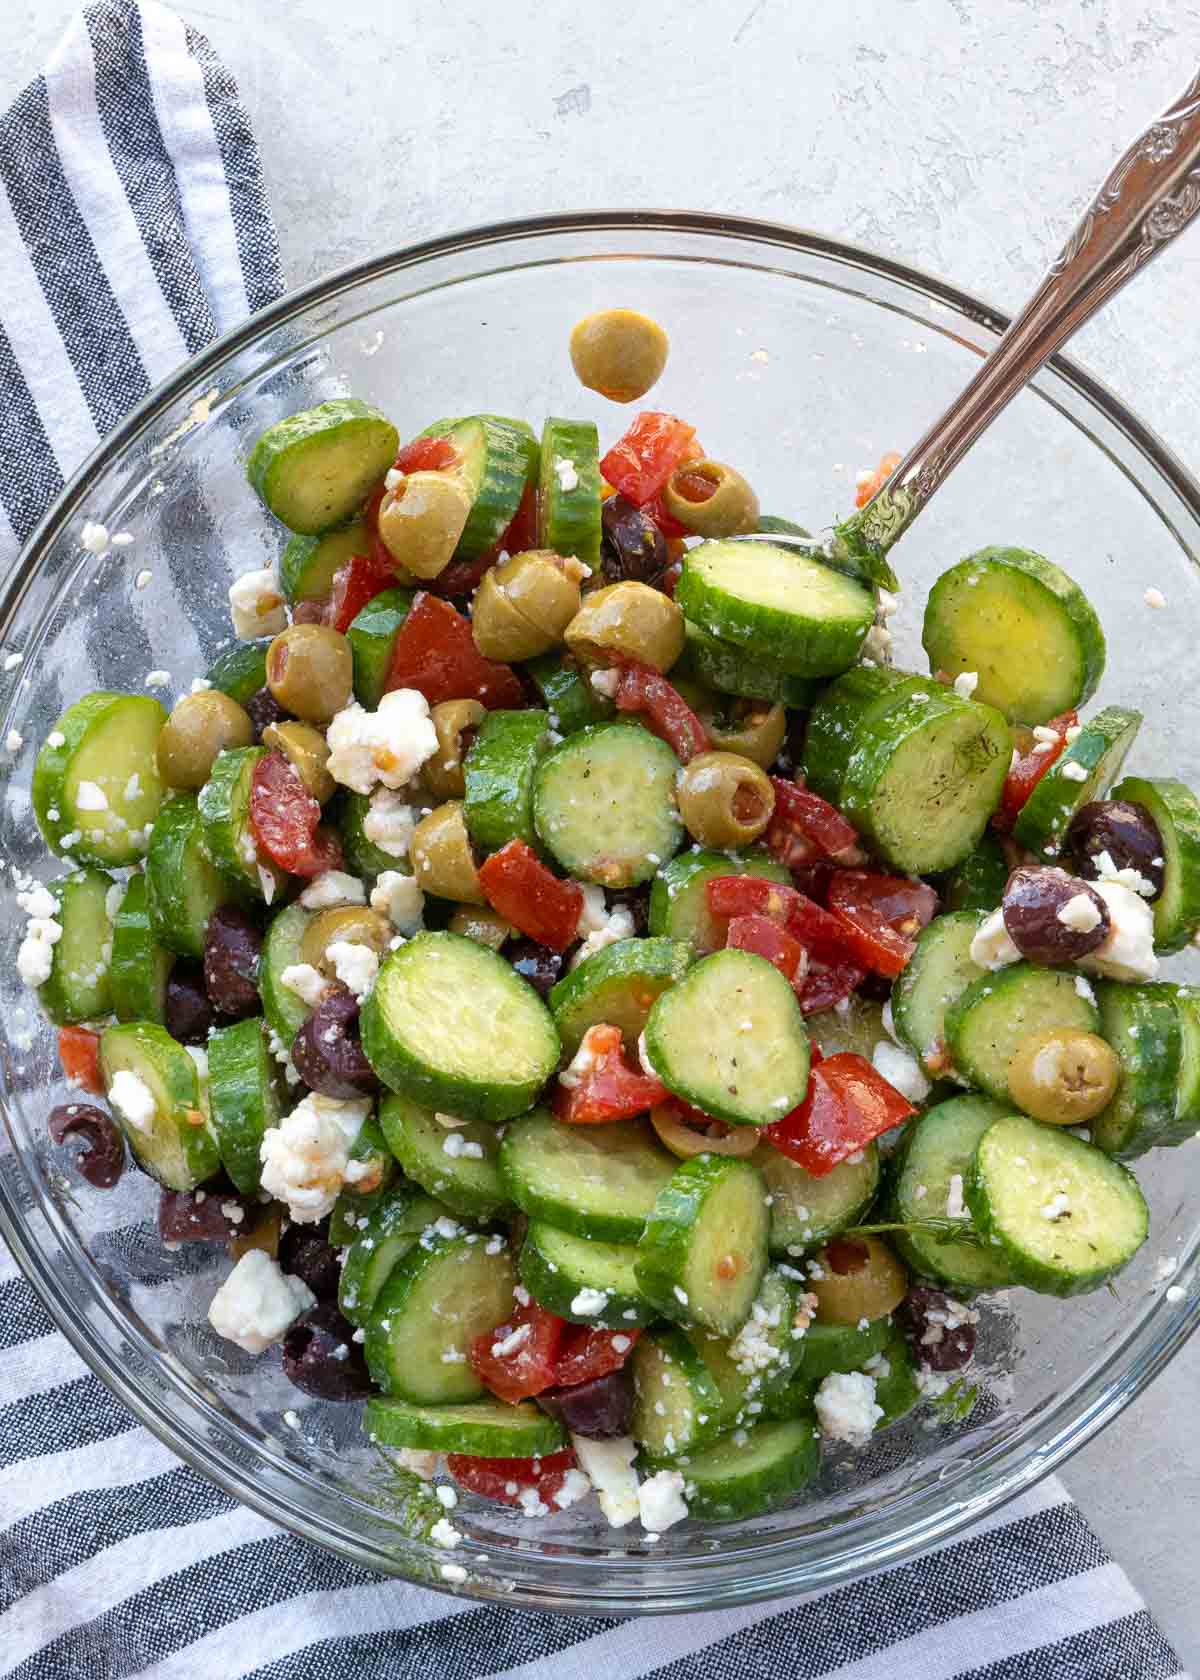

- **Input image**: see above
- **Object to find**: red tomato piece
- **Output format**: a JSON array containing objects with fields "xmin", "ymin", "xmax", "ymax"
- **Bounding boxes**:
[
  {"xmin": 797, "ymin": 955, "xmax": 866, "ymax": 1016},
  {"xmin": 703, "ymin": 876, "xmax": 856, "ymax": 963},
  {"xmin": 503, "ymin": 480, "xmax": 539, "ymax": 555},
  {"xmin": 468, "ymin": 1298, "xmax": 564, "ymax": 1402},
  {"xmin": 552, "ymin": 1023, "xmax": 670, "ymax": 1124},
  {"xmin": 394, "ymin": 436, "xmax": 460, "ymax": 474},
  {"xmin": 599, "ymin": 412, "xmax": 698, "ymax": 507},
  {"xmin": 477, "ymin": 839, "xmax": 583, "ymax": 952},
  {"xmin": 994, "ymin": 709, "xmax": 1079, "ymax": 832},
  {"xmin": 327, "ymin": 548, "xmax": 396, "ymax": 634},
  {"xmin": 249, "ymin": 749, "xmax": 343, "ymax": 878},
  {"xmin": 765, "ymin": 1050, "xmax": 915, "ymax": 1176},
  {"xmin": 767, "ymin": 780, "xmax": 864, "ymax": 867},
  {"xmin": 611, "ymin": 660, "xmax": 710, "ymax": 764},
  {"xmin": 826, "ymin": 871, "xmax": 936, "ymax": 979},
  {"xmin": 854, "ymin": 450, "xmax": 902, "ymax": 509},
  {"xmin": 644, "ymin": 491, "xmax": 690, "ymax": 541},
  {"xmin": 58, "ymin": 1025, "xmax": 103, "ymax": 1095},
  {"xmin": 447, "ymin": 1447, "xmax": 578, "ymax": 1508},
  {"xmin": 658, "ymin": 558, "xmax": 683, "ymax": 599},
  {"xmin": 554, "ymin": 1325, "xmax": 641, "ymax": 1388},
  {"xmin": 385, "ymin": 593, "xmax": 525, "ymax": 710},
  {"xmin": 726, "ymin": 913, "xmax": 805, "ymax": 985}
]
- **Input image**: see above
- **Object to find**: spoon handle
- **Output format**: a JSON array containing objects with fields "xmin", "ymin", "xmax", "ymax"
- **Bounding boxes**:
[{"xmin": 846, "ymin": 69, "xmax": 1200, "ymax": 566}]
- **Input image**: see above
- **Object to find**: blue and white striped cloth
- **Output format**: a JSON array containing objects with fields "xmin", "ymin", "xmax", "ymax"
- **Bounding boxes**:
[{"xmin": 0, "ymin": 5, "xmax": 1190, "ymax": 1676}]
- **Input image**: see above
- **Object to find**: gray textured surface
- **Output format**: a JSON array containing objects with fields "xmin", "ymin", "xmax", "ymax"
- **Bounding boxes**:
[{"xmin": 2, "ymin": 0, "xmax": 1199, "ymax": 1663}]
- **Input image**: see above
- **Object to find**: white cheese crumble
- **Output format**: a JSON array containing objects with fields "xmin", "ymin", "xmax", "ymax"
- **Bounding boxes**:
[
  {"xmin": 570, "ymin": 1286, "xmax": 609, "ymax": 1317},
  {"xmin": 258, "ymin": 1092, "xmax": 372, "ymax": 1223},
  {"xmin": 1144, "ymin": 587, "xmax": 1166, "ymax": 608},
  {"xmin": 1166, "ymin": 1285, "xmax": 1186, "ymax": 1304},
  {"xmin": 969, "ymin": 908, "xmax": 1021, "ymax": 971},
  {"xmin": 570, "ymin": 886, "xmax": 636, "ymax": 969},
  {"xmin": 108, "ymin": 1068, "xmax": 157, "ymax": 1134},
  {"xmin": 551, "ymin": 1467, "xmax": 593, "ymax": 1510},
  {"xmin": 362, "ymin": 787, "xmax": 419, "ymax": 858},
  {"xmin": 490, "ymin": 1321, "xmax": 532, "ymax": 1358},
  {"xmin": 145, "ymin": 670, "xmax": 172, "ymax": 690},
  {"xmin": 952, "ymin": 670, "xmax": 979, "ymax": 699},
  {"xmin": 1090, "ymin": 849, "xmax": 1157, "ymax": 899},
  {"xmin": 325, "ymin": 691, "xmax": 438, "ymax": 795},
  {"xmin": 590, "ymin": 668, "xmax": 621, "ymax": 700},
  {"xmin": 1041, "ymin": 1191, "xmax": 1071, "ymax": 1221},
  {"xmin": 326, "ymin": 940, "xmax": 379, "ymax": 998},
  {"xmin": 228, "ymin": 567, "xmax": 287, "ymax": 640},
  {"xmin": 371, "ymin": 870, "xmax": 425, "ymax": 935},
  {"xmin": 439, "ymin": 1563, "xmax": 468, "ymax": 1584},
  {"xmin": 206, "ymin": 1249, "xmax": 315, "ymax": 1355},
  {"xmin": 45, "ymin": 730, "xmax": 66, "ymax": 749},
  {"xmin": 1057, "ymin": 892, "xmax": 1102, "ymax": 933},
  {"xmin": 814, "ymin": 1370, "xmax": 882, "ymax": 1445},
  {"xmin": 443, "ymin": 1131, "xmax": 484, "ymax": 1161},
  {"xmin": 1077, "ymin": 881, "xmax": 1158, "ymax": 982},
  {"xmin": 73, "ymin": 781, "xmax": 108, "ymax": 815},
  {"xmin": 383, "ymin": 1447, "xmax": 438, "ymax": 1479},
  {"xmin": 870, "ymin": 1040, "xmax": 931, "ymax": 1104},
  {"xmin": 553, "ymin": 455, "xmax": 579, "ymax": 493},
  {"xmin": 571, "ymin": 1435, "xmax": 640, "ymax": 1528},
  {"xmin": 945, "ymin": 1173, "xmax": 967, "ymax": 1220},
  {"xmin": 1058, "ymin": 760, "xmax": 1088, "ymax": 783},
  {"xmin": 280, "ymin": 963, "xmax": 332, "ymax": 1008},
  {"xmin": 429, "ymin": 1517, "xmax": 463, "ymax": 1550},
  {"xmin": 1074, "ymin": 974, "xmax": 1096, "ymax": 1004},
  {"xmin": 558, "ymin": 1028, "xmax": 604, "ymax": 1090},
  {"xmin": 16, "ymin": 886, "xmax": 63, "ymax": 987},
  {"xmin": 299, "ymin": 870, "xmax": 366, "ymax": 910},
  {"xmin": 81, "ymin": 520, "xmax": 110, "ymax": 554},
  {"xmin": 637, "ymin": 1470, "xmax": 688, "ymax": 1533}
]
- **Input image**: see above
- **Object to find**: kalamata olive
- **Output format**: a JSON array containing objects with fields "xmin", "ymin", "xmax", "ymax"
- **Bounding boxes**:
[
  {"xmin": 291, "ymin": 988, "xmax": 380, "ymax": 1098},
  {"xmin": 1001, "ymin": 866, "xmax": 1110, "ymax": 964},
  {"xmin": 278, "ymin": 1222, "xmax": 342, "ymax": 1300},
  {"xmin": 158, "ymin": 1186, "xmax": 251, "ymax": 1242},
  {"xmin": 537, "ymin": 1365, "xmax": 635, "ymax": 1438},
  {"xmin": 895, "ymin": 1286, "xmax": 977, "ymax": 1373},
  {"xmin": 600, "ymin": 494, "xmax": 668, "ymax": 586},
  {"xmin": 48, "ymin": 1102, "xmax": 125, "ymax": 1188},
  {"xmin": 606, "ymin": 885, "xmax": 651, "ymax": 936},
  {"xmin": 1065, "ymin": 799, "xmax": 1166, "ymax": 899},
  {"xmin": 203, "ymin": 906, "xmax": 263, "ymax": 1018},
  {"xmin": 244, "ymin": 685, "xmax": 289, "ymax": 741},
  {"xmin": 165, "ymin": 962, "xmax": 214, "ymax": 1044},
  {"xmin": 282, "ymin": 1302, "xmax": 372, "ymax": 1399},
  {"xmin": 508, "ymin": 938, "xmax": 563, "ymax": 996}
]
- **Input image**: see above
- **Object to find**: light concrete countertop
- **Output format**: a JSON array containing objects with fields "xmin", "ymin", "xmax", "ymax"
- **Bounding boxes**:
[{"xmin": 3, "ymin": 0, "xmax": 1199, "ymax": 1664}]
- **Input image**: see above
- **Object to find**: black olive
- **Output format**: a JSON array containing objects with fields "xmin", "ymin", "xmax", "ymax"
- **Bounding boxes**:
[
  {"xmin": 1065, "ymin": 800, "xmax": 1165, "ymax": 900},
  {"xmin": 278, "ymin": 1222, "xmax": 343, "ymax": 1301},
  {"xmin": 895, "ymin": 1286, "xmax": 976, "ymax": 1372},
  {"xmin": 291, "ymin": 987, "xmax": 379, "ymax": 1098},
  {"xmin": 282, "ymin": 1303, "xmax": 371, "ymax": 1399},
  {"xmin": 508, "ymin": 938, "xmax": 564, "ymax": 996},
  {"xmin": 164, "ymin": 963, "xmax": 214, "ymax": 1044},
  {"xmin": 48, "ymin": 1102, "xmax": 125, "ymax": 1188},
  {"xmin": 1001, "ymin": 866, "xmax": 1109, "ymax": 964},
  {"xmin": 600, "ymin": 495, "xmax": 668, "ymax": 585},
  {"xmin": 203, "ymin": 906, "xmax": 262, "ymax": 1018},
  {"xmin": 244, "ymin": 685, "xmax": 289, "ymax": 741},
  {"xmin": 159, "ymin": 1186, "xmax": 252, "ymax": 1242}
]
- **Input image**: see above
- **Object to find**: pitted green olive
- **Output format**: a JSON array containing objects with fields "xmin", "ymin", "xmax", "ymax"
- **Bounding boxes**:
[
  {"xmin": 809, "ymin": 1237, "xmax": 908, "ymax": 1326},
  {"xmin": 425, "ymin": 699, "xmax": 486, "ymax": 802},
  {"xmin": 661, "ymin": 460, "xmax": 760, "ymax": 537},
  {"xmin": 700, "ymin": 699, "xmax": 786, "ymax": 769},
  {"xmin": 569, "ymin": 309, "xmax": 669, "ymax": 403},
  {"xmin": 1007, "ymin": 1028, "xmax": 1121, "ymax": 1124},
  {"xmin": 300, "ymin": 905, "xmax": 392, "ymax": 977},
  {"xmin": 564, "ymin": 581, "xmax": 684, "ymax": 673},
  {"xmin": 448, "ymin": 905, "xmax": 513, "ymax": 949},
  {"xmin": 376, "ymin": 470, "xmax": 472, "ymax": 579},
  {"xmin": 261, "ymin": 720, "xmax": 335, "ymax": 803},
  {"xmin": 676, "ymin": 751, "xmax": 776, "ymax": 848},
  {"xmin": 410, "ymin": 800, "xmax": 485, "ymax": 904},
  {"xmin": 156, "ymin": 691, "xmax": 254, "ymax": 789},
  {"xmin": 471, "ymin": 550, "xmax": 585, "ymax": 662},
  {"xmin": 265, "ymin": 623, "xmax": 353, "ymax": 725}
]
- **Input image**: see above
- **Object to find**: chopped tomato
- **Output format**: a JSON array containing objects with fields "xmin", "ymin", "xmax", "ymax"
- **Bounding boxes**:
[
  {"xmin": 249, "ymin": 750, "xmax": 343, "ymax": 878},
  {"xmin": 704, "ymin": 876, "xmax": 853, "ymax": 960},
  {"xmin": 826, "ymin": 870, "xmax": 937, "ymax": 979},
  {"xmin": 58, "ymin": 1026, "xmax": 103, "ymax": 1094},
  {"xmin": 554, "ymin": 1325, "xmax": 641, "ymax": 1388},
  {"xmin": 767, "ymin": 780, "xmax": 863, "ymax": 869},
  {"xmin": 468, "ymin": 1298, "xmax": 563, "ymax": 1402},
  {"xmin": 659, "ymin": 558, "xmax": 683, "ymax": 598},
  {"xmin": 726, "ymin": 913, "xmax": 805, "ymax": 986},
  {"xmin": 384, "ymin": 592, "xmax": 525, "ymax": 710},
  {"xmin": 611, "ymin": 660, "xmax": 710, "ymax": 763},
  {"xmin": 797, "ymin": 955, "xmax": 866, "ymax": 1016},
  {"xmin": 599, "ymin": 412, "xmax": 698, "ymax": 507},
  {"xmin": 854, "ymin": 449, "xmax": 902, "ymax": 509},
  {"xmin": 766, "ymin": 1050, "xmax": 915, "ymax": 1176},
  {"xmin": 327, "ymin": 548, "xmax": 396, "ymax": 633},
  {"xmin": 393, "ymin": 436, "xmax": 459, "ymax": 474},
  {"xmin": 478, "ymin": 839, "xmax": 583, "ymax": 952},
  {"xmin": 644, "ymin": 490, "xmax": 690, "ymax": 541},
  {"xmin": 994, "ymin": 709, "xmax": 1078, "ymax": 832},
  {"xmin": 447, "ymin": 1447, "xmax": 578, "ymax": 1508},
  {"xmin": 503, "ymin": 480, "xmax": 539, "ymax": 555},
  {"xmin": 553, "ymin": 1023, "xmax": 670, "ymax": 1124}
]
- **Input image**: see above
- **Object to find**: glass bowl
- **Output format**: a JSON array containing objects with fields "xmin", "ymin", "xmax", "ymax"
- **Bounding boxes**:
[{"xmin": 1, "ymin": 212, "xmax": 1197, "ymax": 1616}]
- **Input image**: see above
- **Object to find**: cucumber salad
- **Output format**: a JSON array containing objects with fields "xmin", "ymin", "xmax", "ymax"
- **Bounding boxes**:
[{"xmin": 17, "ymin": 306, "xmax": 1200, "ymax": 1557}]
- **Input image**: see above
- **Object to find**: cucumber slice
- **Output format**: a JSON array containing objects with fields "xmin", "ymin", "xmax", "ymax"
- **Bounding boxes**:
[
  {"xmin": 1090, "ymin": 980, "xmax": 1183, "ymax": 1157},
  {"xmin": 940, "ymin": 831, "xmax": 1010, "ymax": 914},
  {"xmin": 800, "ymin": 667, "xmax": 924, "ymax": 805},
  {"xmin": 532, "ymin": 723, "xmax": 683, "ymax": 888},
  {"xmin": 145, "ymin": 793, "xmax": 240, "ymax": 959},
  {"xmin": 922, "ymin": 547, "xmax": 1106, "ymax": 725},
  {"xmin": 1013, "ymin": 705, "xmax": 1142, "ymax": 858},
  {"xmin": 548, "ymin": 935, "xmax": 693, "ymax": 1055},
  {"xmin": 643, "ymin": 948, "xmax": 810, "ymax": 1127},
  {"xmin": 945, "ymin": 963, "xmax": 1100, "ymax": 1105},
  {"xmin": 967, "ymin": 1113, "xmax": 1148, "ymax": 1296},
  {"xmin": 519, "ymin": 1221, "xmax": 654, "ymax": 1328},
  {"xmin": 635, "ymin": 1154, "xmax": 769, "ymax": 1335},
  {"xmin": 37, "ymin": 867, "xmax": 116, "ymax": 1025},
  {"xmin": 1111, "ymin": 776, "xmax": 1200, "ymax": 953},
  {"xmin": 347, "ymin": 587, "xmax": 414, "ymax": 709},
  {"xmin": 98, "ymin": 1021, "xmax": 219, "ymax": 1190},
  {"xmin": 110, "ymin": 873, "xmax": 172, "ymax": 1024},
  {"xmin": 648, "ymin": 847, "xmax": 789, "ymax": 954},
  {"xmin": 677, "ymin": 540, "xmax": 874, "ymax": 678},
  {"xmin": 799, "ymin": 1317, "xmax": 892, "ymax": 1383},
  {"xmin": 499, "ymin": 1109, "xmax": 675, "ymax": 1242},
  {"xmin": 364, "ymin": 1395, "xmax": 564, "ymax": 1457},
  {"xmin": 631, "ymin": 1329, "xmax": 725, "ymax": 1457},
  {"xmin": 336, "ymin": 788, "xmax": 411, "ymax": 880},
  {"xmin": 757, "ymin": 515, "xmax": 812, "ymax": 539},
  {"xmin": 207, "ymin": 1018, "xmax": 285, "ymax": 1195},
  {"xmin": 524, "ymin": 652, "xmax": 613, "ymax": 736},
  {"xmin": 538, "ymin": 417, "xmax": 602, "ymax": 567},
  {"xmin": 378, "ymin": 1091, "xmax": 510, "ymax": 1219},
  {"xmin": 641, "ymin": 1416, "xmax": 819, "ymax": 1522},
  {"xmin": 680, "ymin": 622, "xmax": 820, "ymax": 709},
  {"xmin": 364, "ymin": 1231, "xmax": 516, "ymax": 1403},
  {"xmin": 423, "ymin": 415, "xmax": 534, "ymax": 561},
  {"xmin": 246, "ymin": 399, "xmax": 399, "ymax": 534},
  {"xmin": 259, "ymin": 902, "xmax": 313, "ymax": 1045},
  {"xmin": 1174, "ymin": 988, "xmax": 1200, "ymax": 1149},
  {"xmin": 688, "ymin": 1270, "xmax": 808, "ymax": 1423},
  {"xmin": 205, "ymin": 640, "xmax": 270, "ymax": 704},
  {"xmin": 328, "ymin": 1113, "xmax": 401, "ymax": 1244},
  {"xmin": 280, "ymin": 517, "xmax": 372, "ymax": 604},
  {"xmin": 892, "ymin": 911, "xmax": 987, "ymax": 1076},
  {"xmin": 886, "ymin": 1095, "xmax": 1017, "ymax": 1289},
  {"xmin": 806, "ymin": 995, "xmax": 887, "ymax": 1061},
  {"xmin": 33, "ymin": 692, "xmax": 166, "ymax": 866},
  {"xmin": 753, "ymin": 1141, "xmax": 880, "ymax": 1258},
  {"xmin": 197, "ymin": 747, "xmax": 285, "ymax": 901},
  {"xmin": 361, "ymin": 931, "xmax": 559, "ymax": 1123},
  {"xmin": 871, "ymin": 1328, "xmax": 921, "ymax": 1428},
  {"xmin": 338, "ymin": 1186, "xmax": 452, "ymax": 1327},
  {"xmin": 463, "ymin": 709, "xmax": 550, "ymax": 853}
]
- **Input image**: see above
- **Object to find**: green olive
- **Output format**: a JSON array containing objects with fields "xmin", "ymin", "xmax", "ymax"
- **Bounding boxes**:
[
  {"xmin": 649, "ymin": 1104, "xmax": 759, "ymax": 1160},
  {"xmin": 156, "ymin": 691, "xmax": 254, "ymax": 789},
  {"xmin": 569, "ymin": 308, "xmax": 669, "ymax": 403},
  {"xmin": 448, "ymin": 904, "xmax": 513, "ymax": 950},
  {"xmin": 809, "ymin": 1237, "xmax": 908, "ymax": 1326},
  {"xmin": 564, "ymin": 581, "xmax": 684, "ymax": 673},
  {"xmin": 265, "ymin": 623, "xmax": 353, "ymax": 725},
  {"xmin": 699, "ymin": 699, "xmax": 786, "ymax": 769},
  {"xmin": 377, "ymin": 470, "xmax": 472, "ymax": 579},
  {"xmin": 1007, "ymin": 1028, "xmax": 1120, "ymax": 1124},
  {"xmin": 410, "ymin": 800, "xmax": 485, "ymax": 904},
  {"xmin": 424, "ymin": 699, "xmax": 486, "ymax": 803},
  {"xmin": 300, "ymin": 905, "xmax": 393, "ymax": 977},
  {"xmin": 261, "ymin": 720, "xmax": 335, "ymax": 803},
  {"xmin": 472, "ymin": 551, "xmax": 586, "ymax": 662},
  {"xmin": 661, "ymin": 460, "xmax": 760, "ymax": 538},
  {"xmin": 675, "ymin": 751, "xmax": 776, "ymax": 848}
]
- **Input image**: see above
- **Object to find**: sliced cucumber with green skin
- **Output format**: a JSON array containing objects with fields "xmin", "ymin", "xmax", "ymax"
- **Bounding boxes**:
[
  {"xmin": 641, "ymin": 1416, "xmax": 820, "ymax": 1523},
  {"xmin": 364, "ymin": 1395, "xmax": 565, "ymax": 1457},
  {"xmin": 519, "ymin": 1221, "xmax": 655, "ymax": 1328},
  {"xmin": 336, "ymin": 789, "xmax": 411, "ymax": 880},
  {"xmin": 379, "ymin": 1091, "xmax": 510, "ymax": 1220},
  {"xmin": 630, "ymin": 1328, "xmax": 726, "ymax": 1457},
  {"xmin": 647, "ymin": 848, "xmax": 789, "ymax": 955},
  {"xmin": 643, "ymin": 949, "xmax": 809, "ymax": 1128},
  {"xmin": 1013, "ymin": 705, "xmax": 1142, "ymax": 858},
  {"xmin": 110, "ymin": 873, "xmax": 172, "ymax": 1024},
  {"xmin": 807, "ymin": 996, "xmax": 887, "ymax": 1062},
  {"xmin": 338, "ymin": 1186, "xmax": 452, "ymax": 1327},
  {"xmin": 1090, "ymin": 981, "xmax": 1183, "ymax": 1157},
  {"xmin": 922, "ymin": 547, "xmax": 1106, "ymax": 725},
  {"xmin": 538, "ymin": 417, "xmax": 602, "ymax": 568},
  {"xmin": 259, "ymin": 902, "xmax": 313, "ymax": 1046},
  {"xmin": 1174, "ymin": 988, "xmax": 1200, "ymax": 1148},
  {"xmin": 280, "ymin": 517, "xmax": 372, "ymax": 604},
  {"xmin": 548, "ymin": 936, "xmax": 693, "ymax": 1055},
  {"xmin": 753, "ymin": 1141, "xmax": 880, "ymax": 1258},
  {"xmin": 799, "ymin": 667, "xmax": 922, "ymax": 805},
  {"xmin": 759, "ymin": 1369, "xmax": 818, "ymax": 1422},
  {"xmin": 680, "ymin": 622, "xmax": 821, "ymax": 709},
  {"xmin": 524, "ymin": 651, "xmax": 612, "ymax": 736},
  {"xmin": 32, "ymin": 692, "xmax": 166, "ymax": 866},
  {"xmin": 966, "ymin": 1113, "xmax": 1148, "ymax": 1296},
  {"xmin": 756, "ymin": 515, "xmax": 811, "ymax": 538},
  {"xmin": 205, "ymin": 640, "xmax": 270, "ymax": 704},
  {"xmin": 463, "ymin": 709, "xmax": 550, "ymax": 853},
  {"xmin": 799, "ymin": 1316, "xmax": 892, "ymax": 1384},
  {"xmin": 246, "ymin": 399, "xmax": 399, "ymax": 535},
  {"xmin": 533, "ymin": 723, "xmax": 683, "ymax": 888},
  {"xmin": 945, "ymin": 963, "xmax": 1099, "ymax": 1105},
  {"xmin": 328, "ymin": 1113, "xmax": 400, "ymax": 1244},
  {"xmin": 871, "ymin": 1328, "xmax": 921, "ymax": 1428},
  {"xmin": 688, "ymin": 1270, "xmax": 808, "ymax": 1425},
  {"xmin": 1111, "ymin": 776, "xmax": 1200, "ymax": 953},
  {"xmin": 98, "ymin": 1022, "xmax": 219, "ymax": 1190},
  {"xmin": 940, "ymin": 832, "xmax": 1010, "ymax": 914},
  {"xmin": 886, "ymin": 1095, "xmax": 1016, "ymax": 1289},
  {"xmin": 197, "ymin": 746, "xmax": 286, "ymax": 901},
  {"xmin": 677, "ymin": 540, "xmax": 874, "ymax": 678},
  {"xmin": 361, "ymin": 931, "xmax": 559, "ymax": 1123},
  {"xmin": 207, "ymin": 1018, "xmax": 285, "ymax": 1195},
  {"xmin": 145, "ymin": 794, "xmax": 240, "ymax": 959},
  {"xmin": 37, "ymin": 867, "xmax": 116, "ymax": 1025},
  {"xmin": 635, "ymin": 1154, "xmax": 769, "ymax": 1335},
  {"xmin": 422, "ymin": 415, "xmax": 534, "ymax": 561},
  {"xmin": 499, "ymin": 1110, "xmax": 676, "ymax": 1242},
  {"xmin": 892, "ymin": 911, "xmax": 987, "ymax": 1076},
  {"xmin": 364, "ymin": 1231, "xmax": 515, "ymax": 1403},
  {"xmin": 347, "ymin": 587, "xmax": 414, "ymax": 709}
]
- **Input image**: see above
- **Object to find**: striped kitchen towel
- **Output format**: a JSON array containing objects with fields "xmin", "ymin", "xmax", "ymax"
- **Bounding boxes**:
[{"xmin": 0, "ymin": 4, "xmax": 1190, "ymax": 1678}]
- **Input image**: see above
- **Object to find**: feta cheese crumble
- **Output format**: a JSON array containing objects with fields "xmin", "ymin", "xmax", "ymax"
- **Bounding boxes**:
[
  {"xmin": 371, "ymin": 870, "xmax": 425, "ymax": 935},
  {"xmin": 1041, "ymin": 1191, "xmax": 1071, "ymax": 1221},
  {"xmin": 280, "ymin": 963, "xmax": 332, "ymax": 1008},
  {"xmin": 570, "ymin": 1286, "xmax": 609, "ymax": 1317},
  {"xmin": 570, "ymin": 885, "xmax": 636, "ymax": 968},
  {"xmin": 590, "ymin": 668, "xmax": 620, "ymax": 700},
  {"xmin": 1057, "ymin": 892, "xmax": 1102, "ymax": 933},
  {"xmin": 637, "ymin": 1470, "xmax": 688, "ymax": 1533},
  {"xmin": 814, "ymin": 1370, "xmax": 882, "ymax": 1446},
  {"xmin": 259, "ymin": 1092, "xmax": 373, "ymax": 1222},
  {"xmin": 952, "ymin": 670, "xmax": 979, "ymax": 699},
  {"xmin": 108, "ymin": 1068, "xmax": 157, "ymax": 1134},
  {"xmin": 945, "ymin": 1173, "xmax": 967, "ymax": 1221},
  {"xmin": 229, "ymin": 567, "xmax": 287, "ymax": 640},
  {"xmin": 299, "ymin": 870, "xmax": 366, "ymax": 910},
  {"xmin": 362, "ymin": 787, "xmax": 419, "ymax": 858},
  {"xmin": 443, "ymin": 1131, "xmax": 484, "ymax": 1160},
  {"xmin": 553, "ymin": 455, "xmax": 579, "ymax": 493},
  {"xmin": 207, "ymin": 1249, "xmax": 315, "ymax": 1355},
  {"xmin": 74, "ymin": 780, "xmax": 108, "ymax": 811},
  {"xmin": 1144, "ymin": 587, "xmax": 1166, "ymax": 609},
  {"xmin": 16, "ymin": 884, "xmax": 63, "ymax": 988},
  {"xmin": 1059, "ymin": 760, "xmax": 1089, "ymax": 783},
  {"xmin": 969, "ymin": 907, "xmax": 1021, "ymax": 971},
  {"xmin": 1090, "ymin": 849, "xmax": 1157, "ymax": 899},
  {"xmin": 871, "ymin": 1039, "xmax": 931, "ymax": 1104},
  {"xmin": 326, "ymin": 940, "xmax": 379, "ymax": 998},
  {"xmin": 1077, "ymin": 881, "xmax": 1158, "ymax": 982},
  {"xmin": 571, "ymin": 1435, "xmax": 640, "ymax": 1528},
  {"xmin": 325, "ymin": 691, "xmax": 438, "ymax": 795}
]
